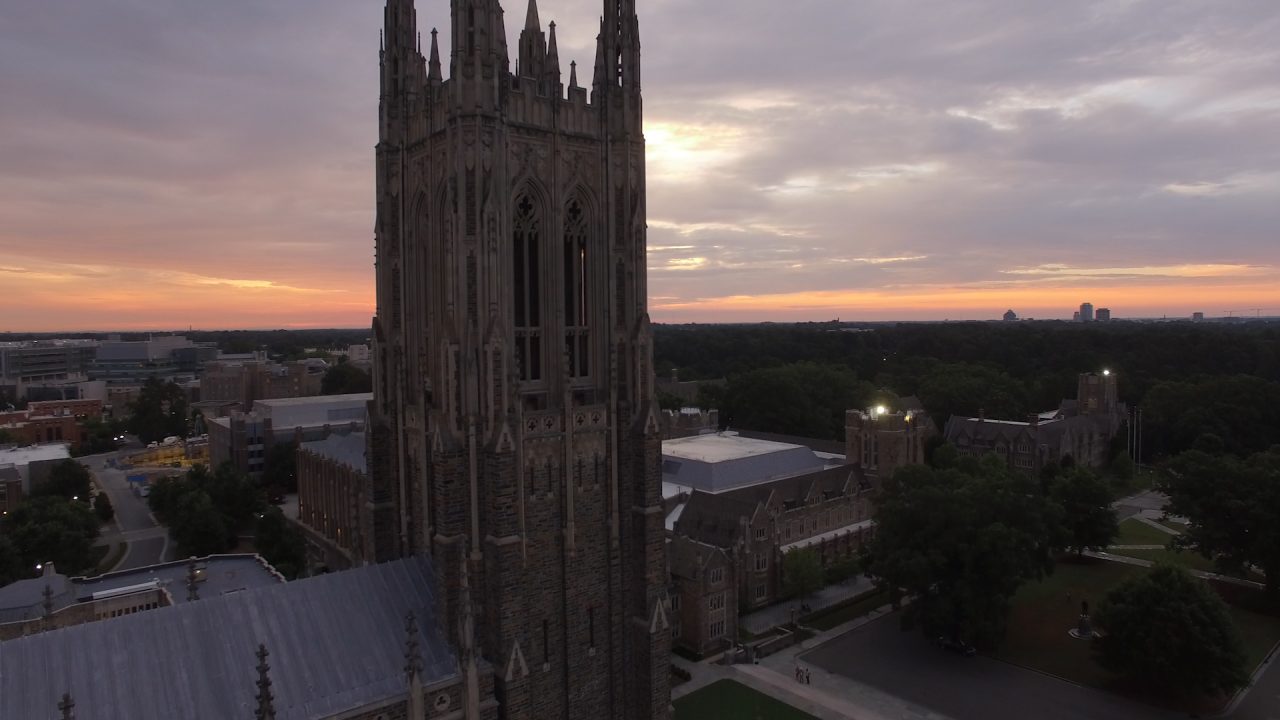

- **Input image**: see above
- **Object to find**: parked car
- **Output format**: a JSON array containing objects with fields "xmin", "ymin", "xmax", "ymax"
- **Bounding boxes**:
[{"xmin": 934, "ymin": 636, "xmax": 977, "ymax": 657}]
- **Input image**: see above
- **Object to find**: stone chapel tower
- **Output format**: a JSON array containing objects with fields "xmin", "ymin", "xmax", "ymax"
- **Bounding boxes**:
[{"xmin": 368, "ymin": 0, "xmax": 670, "ymax": 718}]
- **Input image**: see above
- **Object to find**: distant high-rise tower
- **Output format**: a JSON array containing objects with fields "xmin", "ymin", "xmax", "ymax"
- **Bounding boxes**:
[
  {"xmin": 1095, "ymin": 307, "xmax": 1111, "ymax": 322},
  {"xmin": 368, "ymin": 0, "xmax": 670, "ymax": 718},
  {"xmin": 1003, "ymin": 309, "xmax": 1018, "ymax": 322},
  {"xmin": 1079, "ymin": 302, "xmax": 1094, "ymax": 322}
]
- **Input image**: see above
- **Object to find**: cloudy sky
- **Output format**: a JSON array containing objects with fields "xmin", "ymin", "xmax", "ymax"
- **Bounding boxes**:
[{"xmin": 1, "ymin": 0, "xmax": 1278, "ymax": 330}]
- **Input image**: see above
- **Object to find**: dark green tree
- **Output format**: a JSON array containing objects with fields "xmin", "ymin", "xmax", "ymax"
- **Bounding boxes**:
[
  {"xmin": 321, "ymin": 358, "xmax": 372, "ymax": 395},
  {"xmin": 4, "ymin": 496, "xmax": 101, "ymax": 575},
  {"xmin": 865, "ymin": 457, "xmax": 1061, "ymax": 648},
  {"xmin": 126, "ymin": 377, "xmax": 191, "ymax": 443},
  {"xmin": 29, "ymin": 459, "xmax": 93, "ymax": 500},
  {"xmin": 1160, "ymin": 447, "xmax": 1280, "ymax": 596},
  {"xmin": 916, "ymin": 363, "xmax": 1027, "ymax": 427},
  {"xmin": 260, "ymin": 443, "xmax": 298, "ymax": 495},
  {"xmin": 93, "ymin": 492, "xmax": 115, "ymax": 524},
  {"xmin": 169, "ymin": 490, "xmax": 232, "ymax": 557},
  {"xmin": 254, "ymin": 506, "xmax": 307, "ymax": 579},
  {"xmin": 74, "ymin": 417, "xmax": 125, "ymax": 456},
  {"xmin": 782, "ymin": 548, "xmax": 823, "ymax": 604},
  {"xmin": 146, "ymin": 474, "xmax": 196, "ymax": 524},
  {"xmin": 722, "ymin": 363, "xmax": 873, "ymax": 440},
  {"xmin": 205, "ymin": 462, "xmax": 265, "ymax": 532},
  {"xmin": 1050, "ymin": 467, "xmax": 1118, "ymax": 555},
  {"xmin": 0, "ymin": 534, "xmax": 24, "ymax": 586},
  {"xmin": 1094, "ymin": 565, "xmax": 1248, "ymax": 696}
]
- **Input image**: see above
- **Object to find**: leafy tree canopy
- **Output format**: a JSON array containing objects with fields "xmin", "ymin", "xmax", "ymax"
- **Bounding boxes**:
[
  {"xmin": 321, "ymin": 358, "xmax": 372, "ymax": 395},
  {"xmin": 1160, "ymin": 447, "xmax": 1280, "ymax": 595},
  {"xmin": 865, "ymin": 456, "xmax": 1063, "ymax": 648},
  {"xmin": 255, "ymin": 506, "xmax": 307, "ymax": 579},
  {"xmin": 30, "ymin": 459, "xmax": 92, "ymax": 501},
  {"xmin": 260, "ymin": 442, "xmax": 298, "ymax": 495},
  {"xmin": 3, "ymin": 496, "xmax": 101, "ymax": 576},
  {"xmin": 1049, "ymin": 467, "xmax": 1119, "ymax": 555},
  {"xmin": 782, "ymin": 548, "xmax": 823, "ymax": 603},
  {"xmin": 126, "ymin": 377, "xmax": 191, "ymax": 443},
  {"xmin": 721, "ymin": 362, "xmax": 874, "ymax": 440},
  {"xmin": 1094, "ymin": 565, "xmax": 1248, "ymax": 696}
]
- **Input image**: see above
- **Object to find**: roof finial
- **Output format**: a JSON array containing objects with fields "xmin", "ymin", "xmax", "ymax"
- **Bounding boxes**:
[
  {"xmin": 186, "ymin": 556, "xmax": 200, "ymax": 602},
  {"xmin": 41, "ymin": 583, "xmax": 55, "ymax": 621},
  {"xmin": 404, "ymin": 612, "xmax": 423, "ymax": 681},
  {"xmin": 428, "ymin": 28, "xmax": 442, "ymax": 83},
  {"xmin": 569, "ymin": 60, "xmax": 579, "ymax": 89},
  {"xmin": 254, "ymin": 644, "xmax": 276, "ymax": 720},
  {"xmin": 58, "ymin": 692, "xmax": 75, "ymax": 720}
]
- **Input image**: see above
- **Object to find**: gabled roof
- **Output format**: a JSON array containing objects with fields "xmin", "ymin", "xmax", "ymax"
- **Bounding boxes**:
[
  {"xmin": 668, "ymin": 535, "xmax": 729, "ymax": 580},
  {"xmin": 0, "ymin": 556, "xmax": 457, "ymax": 720},
  {"xmin": 673, "ymin": 464, "xmax": 867, "ymax": 549}
]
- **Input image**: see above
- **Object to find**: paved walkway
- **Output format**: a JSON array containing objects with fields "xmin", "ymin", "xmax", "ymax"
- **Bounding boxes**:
[
  {"xmin": 675, "ymin": 600, "xmax": 941, "ymax": 719},
  {"xmin": 742, "ymin": 575, "xmax": 876, "ymax": 635}
]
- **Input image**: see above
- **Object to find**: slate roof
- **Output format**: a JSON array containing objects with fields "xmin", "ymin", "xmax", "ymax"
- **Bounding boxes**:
[
  {"xmin": 668, "ymin": 535, "xmax": 727, "ymax": 580},
  {"xmin": 0, "ymin": 555, "xmax": 282, "ymax": 625},
  {"xmin": 675, "ymin": 464, "xmax": 868, "ymax": 549},
  {"xmin": 0, "ymin": 572, "xmax": 75, "ymax": 624},
  {"xmin": 0, "ymin": 555, "xmax": 457, "ymax": 720}
]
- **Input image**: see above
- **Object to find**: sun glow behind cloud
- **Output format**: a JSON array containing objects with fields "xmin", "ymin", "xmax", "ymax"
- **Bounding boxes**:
[{"xmin": 1, "ymin": 0, "xmax": 1277, "ymax": 330}]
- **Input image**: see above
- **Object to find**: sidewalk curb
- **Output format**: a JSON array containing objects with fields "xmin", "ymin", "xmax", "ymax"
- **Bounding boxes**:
[{"xmin": 1212, "ymin": 638, "xmax": 1280, "ymax": 718}]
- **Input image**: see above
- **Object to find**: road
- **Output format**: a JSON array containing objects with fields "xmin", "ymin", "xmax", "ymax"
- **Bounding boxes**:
[{"xmin": 81, "ymin": 449, "xmax": 172, "ymax": 571}]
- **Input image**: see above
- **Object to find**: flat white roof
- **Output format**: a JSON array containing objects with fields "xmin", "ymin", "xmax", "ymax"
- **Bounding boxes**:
[
  {"xmin": 0, "ymin": 444, "xmax": 71, "ymax": 466},
  {"xmin": 255, "ymin": 393, "xmax": 371, "ymax": 409},
  {"xmin": 663, "ymin": 432, "xmax": 804, "ymax": 464}
]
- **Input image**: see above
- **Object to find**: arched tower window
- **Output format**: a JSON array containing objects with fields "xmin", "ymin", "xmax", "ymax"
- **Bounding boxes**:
[
  {"xmin": 513, "ymin": 193, "xmax": 542, "ymax": 382},
  {"xmin": 563, "ymin": 198, "xmax": 590, "ymax": 378}
]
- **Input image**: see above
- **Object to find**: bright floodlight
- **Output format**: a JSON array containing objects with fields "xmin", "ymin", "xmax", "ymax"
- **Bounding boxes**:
[
  {"xmin": 1103, "ymin": 369, "xmax": 1111, "ymax": 376},
  {"xmin": 875, "ymin": 405, "xmax": 887, "ymax": 416}
]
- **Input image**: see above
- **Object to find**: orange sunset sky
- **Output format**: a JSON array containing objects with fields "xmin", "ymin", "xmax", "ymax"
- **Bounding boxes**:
[{"xmin": 2, "ymin": 1, "xmax": 1278, "ymax": 331}]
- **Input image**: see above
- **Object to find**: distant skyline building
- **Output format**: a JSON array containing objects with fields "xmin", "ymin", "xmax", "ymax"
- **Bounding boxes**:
[
  {"xmin": 1095, "ymin": 307, "xmax": 1111, "ymax": 322},
  {"xmin": 1193, "ymin": 312, "xmax": 1205, "ymax": 321},
  {"xmin": 1079, "ymin": 302, "xmax": 1095, "ymax": 322},
  {"xmin": 1003, "ymin": 309, "xmax": 1018, "ymax": 322}
]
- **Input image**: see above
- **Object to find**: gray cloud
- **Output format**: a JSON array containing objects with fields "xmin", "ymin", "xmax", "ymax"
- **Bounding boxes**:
[{"xmin": 0, "ymin": 0, "xmax": 1277, "ymax": 327}]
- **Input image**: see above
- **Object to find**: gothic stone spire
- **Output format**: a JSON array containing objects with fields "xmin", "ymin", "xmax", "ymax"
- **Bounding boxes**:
[{"xmin": 254, "ymin": 644, "xmax": 276, "ymax": 720}]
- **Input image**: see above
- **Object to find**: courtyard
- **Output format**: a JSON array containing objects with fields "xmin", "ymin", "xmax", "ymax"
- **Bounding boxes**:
[{"xmin": 803, "ymin": 557, "xmax": 1280, "ymax": 719}]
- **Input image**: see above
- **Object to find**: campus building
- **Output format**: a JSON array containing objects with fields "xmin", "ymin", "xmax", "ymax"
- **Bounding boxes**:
[
  {"xmin": 206, "ymin": 393, "xmax": 369, "ymax": 476},
  {"xmin": 944, "ymin": 372, "xmax": 1127, "ymax": 473}
]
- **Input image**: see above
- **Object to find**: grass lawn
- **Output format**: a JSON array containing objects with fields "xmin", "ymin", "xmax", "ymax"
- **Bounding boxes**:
[
  {"xmin": 997, "ymin": 557, "xmax": 1280, "ymax": 712},
  {"xmin": 802, "ymin": 589, "xmax": 890, "ymax": 631},
  {"xmin": 674, "ymin": 680, "xmax": 817, "ymax": 720},
  {"xmin": 1107, "ymin": 547, "xmax": 1216, "ymax": 574},
  {"xmin": 1113, "ymin": 517, "xmax": 1175, "ymax": 547},
  {"xmin": 996, "ymin": 558, "xmax": 1141, "ymax": 688}
]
